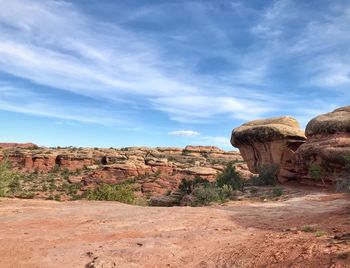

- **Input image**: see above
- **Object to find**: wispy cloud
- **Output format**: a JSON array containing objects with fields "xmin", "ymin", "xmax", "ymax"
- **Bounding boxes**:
[
  {"xmin": 0, "ymin": 84, "xmax": 122, "ymax": 125},
  {"xmin": 168, "ymin": 130, "xmax": 200, "ymax": 137},
  {"xmin": 0, "ymin": 0, "xmax": 280, "ymax": 124},
  {"xmin": 0, "ymin": 0, "xmax": 348, "ymax": 132}
]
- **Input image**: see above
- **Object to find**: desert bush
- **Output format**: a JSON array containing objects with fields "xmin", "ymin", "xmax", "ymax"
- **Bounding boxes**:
[
  {"xmin": 85, "ymin": 183, "xmax": 135, "ymax": 204},
  {"xmin": 216, "ymin": 162, "xmax": 244, "ymax": 191},
  {"xmin": 249, "ymin": 165, "xmax": 278, "ymax": 186},
  {"xmin": 308, "ymin": 163, "xmax": 325, "ymax": 184},
  {"xmin": 61, "ymin": 168, "xmax": 70, "ymax": 180},
  {"xmin": 191, "ymin": 184, "xmax": 220, "ymax": 206},
  {"xmin": 301, "ymin": 225, "xmax": 316, "ymax": 233},
  {"xmin": 314, "ymin": 230, "xmax": 326, "ymax": 237},
  {"xmin": 272, "ymin": 186, "xmax": 283, "ymax": 197},
  {"xmin": 0, "ymin": 159, "xmax": 21, "ymax": 197},
  {"xmin": 50, "ymin": 164, "xmax": 61, "ymax": 174},
  {"xmin": 179, "ymin": 176, "xmax": 210, "ymax": 194}
]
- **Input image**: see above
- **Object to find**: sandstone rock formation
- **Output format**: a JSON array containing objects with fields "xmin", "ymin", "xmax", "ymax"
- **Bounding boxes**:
[
  {"xmin": 295, "ymin": 106, "xmax": 350, "ymax": 182},
  {"xmin": 231, "ymin": 116, "xmax": 306, "ymax": 182},
  {"xmin": 0, "ymin": 145, "xmax": 250, "ymax": 197},
  {"xmin": 0, "ymin": 142, "xmax": 38, "ymax": 149}
]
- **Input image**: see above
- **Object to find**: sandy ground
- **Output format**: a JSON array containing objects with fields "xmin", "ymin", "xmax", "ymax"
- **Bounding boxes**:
[{"xmin": 1, "ymin": 185, "xmax": 350, "ymax": 268}]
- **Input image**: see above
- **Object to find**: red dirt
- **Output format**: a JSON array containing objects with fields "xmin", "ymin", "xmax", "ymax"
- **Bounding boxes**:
[{"xmin": 0, "ymin": 185, "xmax": 350, "ymax": 267}]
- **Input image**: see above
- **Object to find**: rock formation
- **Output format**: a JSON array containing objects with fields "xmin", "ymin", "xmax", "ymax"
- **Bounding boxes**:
[
  {"xmin": 295, "ymin": 106, "xmax": 350, "ymax": 182},
  {"xmin": 231, "ymin": 116, "xmax": 306, "ymax": 182},
  {"xmin": 0, "ymin": 142, "xmax": 38, "ymax": 149},
  {"xmin": 0, "ymin": 145, "xmax": 251, "ymax": 196}
]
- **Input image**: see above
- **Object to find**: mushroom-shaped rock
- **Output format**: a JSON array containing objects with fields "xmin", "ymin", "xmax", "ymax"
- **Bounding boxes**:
[
  {"xmin": 295, "ymin": 106, "xmax": 350, "ymax": 182},
  {"xmin": 231, "ymin": 116, "xmax": 306, "ymax": 180}
]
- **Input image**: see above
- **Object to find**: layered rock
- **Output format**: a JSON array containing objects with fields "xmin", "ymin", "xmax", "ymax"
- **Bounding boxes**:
[
  {"xmin": 0, "ymin": 145, "xmax": 250, "ymax": 196},
  {"xmin": 295, "ymin": 106, "xmax": 350, "ymax": 182},
  {"xmin": 0, "ymin": 142, "xmax": 38, "ymax": 149},
  {"xmin": 231, "ymin": 116, "xmax": 306, "ymax": 182}
]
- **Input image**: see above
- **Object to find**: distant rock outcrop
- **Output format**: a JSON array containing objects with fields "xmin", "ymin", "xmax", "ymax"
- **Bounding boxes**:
[
  {"xmin": 0, "ymin": 142, "xmax": 38, "ymax": 149},
  {"xmin": 295, "ymin": 106, "xmax": 350, "ymax": 182},
  {"xmin": 231, "ymin": 116, "xmax": 306, "ymax": 181},
  {"xmin": 0, "ymin": 145, "xmax": 251, "ymax": 197}
]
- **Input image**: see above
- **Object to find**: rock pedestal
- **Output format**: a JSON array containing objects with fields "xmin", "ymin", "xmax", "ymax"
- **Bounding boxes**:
[
  {"xmin": 231, "ymin": 116, "xmax": 306, "ymax": 182},
  {"xmin": 295, "ymin": 106, "xmax": 350, "ymax": 182}
]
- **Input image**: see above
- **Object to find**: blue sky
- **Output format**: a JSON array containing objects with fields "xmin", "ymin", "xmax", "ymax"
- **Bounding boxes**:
[{"xmin": 0, "ymin": 0, "xmax": 349, "ymax": 149}]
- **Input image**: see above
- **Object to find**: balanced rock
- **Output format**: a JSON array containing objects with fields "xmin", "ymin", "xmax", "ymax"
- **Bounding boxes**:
[
  {"xmin": 231, "ymin": 116, "xmax": 306, "ymax": 180},
  {"xmin": 295, "ymin": 106, "xmax": 350, "ymax": 182}
]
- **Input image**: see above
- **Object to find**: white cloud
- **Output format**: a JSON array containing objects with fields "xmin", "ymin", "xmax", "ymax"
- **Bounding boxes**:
[
  {"xmin": 0, "ymin": 0, "xmax": 347, "ymax": 127},
  {"xmin": 153, "ymin": 95, "xmax": 273, "ymax": 123},
  {"xmin": 0, "ymin": 0, "xmax": 280, "ymax": 124},
  {"xmin": 168, "ymin": 130, "xmax": 200, "ymax": 137},
  {"xmin": 0, "ymin": 84, "xmax": 122, "ymax": 125}
]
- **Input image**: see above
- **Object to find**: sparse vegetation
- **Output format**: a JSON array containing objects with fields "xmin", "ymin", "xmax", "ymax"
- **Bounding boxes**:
[
  {"xmin": 190, "ymin": 185, "xmax": 220, "ymax": 206},
  {"xmin": 178, "ymin": 163, "xmax": 244, "ymax": 206},
  {"xmin": 84, "ymin": 183, "xmax": 135, "ymax": 204},
  {"xmin": 301, "ymin": 225, "xmax": 316, "ymax": 233},
  {"xmin": 272, "ymin": 186, "xmax": 283, "ymax": 197},
  {"xmin": 179, "ymin": 176, "xmax": 210, "ymax": 195},
  {"xmin": 0, "ymin": 159, "xmax": 21, "ymax": 197},
  {"xmin": 249, "ymin": 165, "xmax": 278, "ymax": 186},
  {"xmin": 301, "ymin": 225, "xmax": 326, "ymax": 237},
  {"xmin": 216, "ymin": 162, "xmax": 244, "ymax": 191},
  {"xmin": 308, "ymin": 163, "xmax": 325, "ymax": 184},
  {"xmin": 314, "ymin": 230, "xmax": 326, "ymax": 237}
]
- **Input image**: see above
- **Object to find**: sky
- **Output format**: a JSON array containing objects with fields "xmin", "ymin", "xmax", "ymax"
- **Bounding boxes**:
[{"xmin": 0, "ymin": 0, "xmax": 349, "ymax": 149}]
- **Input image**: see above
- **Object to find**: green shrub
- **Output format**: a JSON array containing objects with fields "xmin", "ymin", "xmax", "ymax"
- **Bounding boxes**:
[
  {"xmin": 308, "ymin": 163, "xmax": 324, "ymax": 183},
  {"xmin": 50, "ymin": 164, "xmax": 61, "ymax": 174},
  {"xmin": 249, "ymin": 165, "xmax": 278, "ymax": 186},
  {"xmin": 179, "ymin": 177, "xmax": 209, "ymax": 194},
  {"xmin": 85, "ymin": 183, "xmax": 135, "ymax": 204},
  {"xmin": 61, "ymin": 168, "xmax": 70, "ymax": 180},
  {"xmin": 0, "ymin": 159, "xmax": 21, "ymax": 197},
  {"xmin": 301, "ymin": 225, "xmax": 316, "ymax": 233},
  {"xmin": 272, "ymin": 186, "xmax": 283, "ymax": 197},
  {"xmin": 191, "ymin": 184, "xmax": 220, "ymax": 206},
  {"xmin": 216, "ymin": 185, "xmax": 235, "ymax": 202},
  {"xmin": 216, "ymin": 162, "xmax": 243, "ymax": 191},
  {"xmin": 314, "ymin": 230, "xmax": 326, "ymax": 237}
]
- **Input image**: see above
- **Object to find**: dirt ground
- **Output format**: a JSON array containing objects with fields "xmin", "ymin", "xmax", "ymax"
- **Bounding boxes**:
[{"xmin": 1, "ymin": 184, "xmax": 350, "ymax": 268}]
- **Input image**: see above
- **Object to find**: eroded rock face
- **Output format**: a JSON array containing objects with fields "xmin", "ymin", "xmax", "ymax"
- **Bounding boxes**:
[
  {"xmin": 295, "ymin": 106, "xmax": 350, "ymax": 182},
  {"xmin": 0, "ymin": 142, "xmax": 38, "ymax": 149},
  {"xmin": 0, "ymin": 145, "xmax": 251, "ymax": 197},
  {"xmin": 231, "ymin": 116, "xmax": 306, "ymax": 181}
]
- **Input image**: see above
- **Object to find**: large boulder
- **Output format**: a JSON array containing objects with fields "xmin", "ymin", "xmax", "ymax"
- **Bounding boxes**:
[
  {"xmin": 295, "ymin": 106, "xmax": 350, "ymax": 182},
  {"xmin": 231, "ymin": 116, "xmax": 306, "ymax": 181}
]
